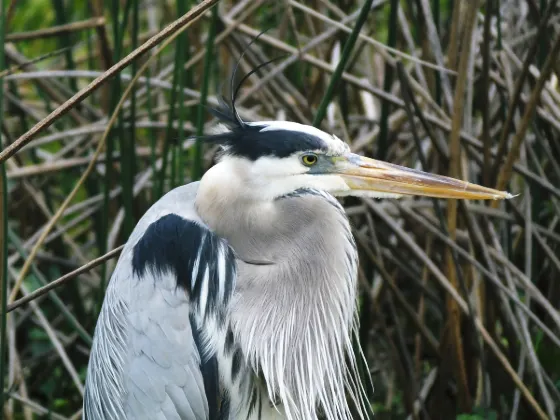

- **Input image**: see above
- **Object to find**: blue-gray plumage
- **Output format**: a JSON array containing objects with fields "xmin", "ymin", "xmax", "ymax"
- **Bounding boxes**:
[
  {"xmin": 83, "ymin": 104, "xmax": 512, "ymax": 419},
  {"xmin": 84, "ymin": 184, "xmax": 232, "ymax": 420}
]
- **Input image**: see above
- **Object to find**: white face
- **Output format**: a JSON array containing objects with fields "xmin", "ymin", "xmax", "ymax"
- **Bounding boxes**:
[
  {"xmin": 204, "ymin": 153, "xmax": 349, "ymax": 203},
  {"xmin": 243, "ymin": 153, "xmax": 352, "ymax": 200},
  {"xmin": 202, "ymin": 122, "xmax": 354, "ymax": 201}
]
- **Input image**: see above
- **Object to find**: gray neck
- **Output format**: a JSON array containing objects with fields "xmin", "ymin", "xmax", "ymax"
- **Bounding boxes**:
[
  {"xmin": 195, "ymin": 187, "xmax": 366, "ymax": 420},
  {"xmin": 196, "ymin": 187, "xmax": 355, "ymax": 288}
]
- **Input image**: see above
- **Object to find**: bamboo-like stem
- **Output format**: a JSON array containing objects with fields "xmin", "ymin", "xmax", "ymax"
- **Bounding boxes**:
[{"xmin": 444, "ymin": 0, "xmax": 481, "ymax": 412}]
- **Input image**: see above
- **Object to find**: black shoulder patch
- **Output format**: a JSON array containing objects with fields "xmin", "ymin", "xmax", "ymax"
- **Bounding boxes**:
[
  {"xmin": 132, "ymin": 213, "xmax": 236, "ymax": 315},
  {"xmin": 205, "ymin": 124, "xmax": 329, "ymax": 160}
]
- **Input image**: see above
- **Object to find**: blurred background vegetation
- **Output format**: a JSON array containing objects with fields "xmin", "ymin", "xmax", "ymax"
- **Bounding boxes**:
[{"xmin": 1, "ymin": 0, "xmax": 560, "ymax": 419}]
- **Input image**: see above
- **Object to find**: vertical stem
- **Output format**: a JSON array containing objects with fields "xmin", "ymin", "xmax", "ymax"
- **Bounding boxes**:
[
  {"xmin": 479, "ymin": 0, "xmax": 494, "ymax": 411},
  {"xmin": 539, "ymin": 0, "xmax": 547, "ymax": 66},
  {"xmin": 194, "ymin": 6, "xmax": 219, "ymax": 180},
  {"xmin": 0, "ymin": 0, "xmax": 7, "ymax": 415},
  {"xmin": 170, "ymin": 141, "xmax": 177, "ymax": 188},
  {"xmin": 313, "ymin": 0, "xmax": 374, "ymax": 128},
  {"xmin": 176, "ymin": 0, "xmax": 189, "ymax": 186},
  {"xmin": 114, "ymin": 0, "xmax": 136, "ymax": 239},
  {"xmin": 119, "ymin": 0, "xmax": 133, "ymax": 46},
  {"xmin": 377, "ymin": 0, "xmax": 399, "ymax": 160},
  {"xmin": 147, "ymin": 67, "xmax": 157, "ymax": 198},
  {"xmin": 432, "ymin": 0, "xmax": 441, "ymax": 105},
  {"xmin": 121, "ymin": 0, "xmax": 140, "ymax": 238},
  {"xmin": 446, "ymin": 0, "xmax": 461, "ymax": 72},
  {"xmin": 100, "ymin": 0, "xmax": 123, "ymax": 302},
  {"xmin": 445, "ymin": 0, "xmax": 481, "ymax": 412},
  {"xmin": 52, "ymin": 0, "xmax": 78, "ymax": 93},
  {"xmin": 158, "ymin": 41, "xmax": 181, "ymax": 196},
  {"xmin": 495, "ymin": 0, "xmax": 502, "ymax": 49},
  {"xmin": 481, "ymin": 0, "xmax": 493, "ymax": 187}
]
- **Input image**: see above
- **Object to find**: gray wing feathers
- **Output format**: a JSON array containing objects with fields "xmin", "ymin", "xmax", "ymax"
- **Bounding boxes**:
[
  {"xmin": 84, "ymin": 183, "xmax": 237, "ymax": 419},
  {"xmin": 126, "ymin": 275, "xmax": 208, "ymax": 419},
  {"xmin": 84, "ymin": 267, "xmax": 130, "ymax": 420}
]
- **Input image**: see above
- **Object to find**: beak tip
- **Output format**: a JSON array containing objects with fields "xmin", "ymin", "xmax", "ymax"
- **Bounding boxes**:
[
  {"xmin": 502, "ymin": 192, "xmax": 519, "ymax": 200},
  {"xmin": 489, "ymin": 191, "xmax": 518, "ymax": 200}
]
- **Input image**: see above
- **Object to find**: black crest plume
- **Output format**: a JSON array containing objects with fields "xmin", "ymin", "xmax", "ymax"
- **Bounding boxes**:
[
  {"xmin": 207, "ymin": 28, "xmax": 286, "ymax": 131},
  {"xmin": 198, "ymin": 29, "xmax": 324, "ymax": 161}
]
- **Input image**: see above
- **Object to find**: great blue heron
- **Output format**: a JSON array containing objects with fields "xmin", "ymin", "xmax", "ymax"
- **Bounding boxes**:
[{"xmin": 83, "ymin": 95, "xmax": 512, "ymax": 419}]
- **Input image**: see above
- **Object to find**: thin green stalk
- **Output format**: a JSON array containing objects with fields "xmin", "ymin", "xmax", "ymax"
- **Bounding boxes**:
[
  {"xmin": 176, "ymin": 0, "xmax": 190, "ymax": 186},
  {"xmin": 171, "ymin": 140, "xmax": 178, "ymax": 188},
  {"xmin": 85, "ymin": 1, "xmax": 102, "ymax": 256},
  {"xmin": 0, "ymin": 0, "xmax": 7, "ymax": 414},
  {"xmin": 376, "ymin": 0, "xmax": 398, "ymax": 160},
  {"xmin": 312, "ymin": 0, "xmax": 374, "ymax": 128},
  {"xmin": 481, "ymin": 0, "xmax": 493, "ymax": 186},
  {"xmin": 86, "ymin": 3, "xmax": 96, "ymax": 104},
  {"xmin": 496, "ymin": 0, "xmax": 502, "ymax": 49},
  {"xmin": 100, "ymin": 0, "xmax": 124, "ymax": 305},
  {"xmin": 193, "ymin": 6, "xmax": 219, "ymax": 180},
  {"xmin": 103, "ymin": 0, "xmax": 139, "ymax": 271},
  {"xmin": 495, "ymin": 0, "xmax": 507, "ymax": 147},
  {"xmin": 539, "ymin": 0, "xmax": 547, "ymax": 66},
  {"xmin": 111, "ymin": 0, "xmax": 121, "ymax": 56},
  {"xmin": 52, "ymin": 0, "xmax": 78, "ymax": 93},
  {"xmin": 161, "ymin": 0, "xmax": 191, "ymax": 193},
  {"xmin": 432, "ymin": 0, "xmax": 441, "ymax": 105},
  {"xmin": 120, "ymin": 0, "xmax": 139, "ymax": 238},
  {"xmin": 157, "ymin": 44, "xmax": 182, "ymax": 196},
  {"xmin": 176, "ymin": 97, "xmax": 186, "ymax": 186},
  {"xmin": 118, "ymin": 0, "xmax": 134, "ymax": 48},
  {"xmin": 114, "ymin": 0, "xmax": 136, "ymax": 239},
  {"xmin": 147, "ymin": 67, "xmax": 157, "ymax": 198},
  {"xmin": 158, "ymin": 1, "xmax": 202, "ymax": 193}
]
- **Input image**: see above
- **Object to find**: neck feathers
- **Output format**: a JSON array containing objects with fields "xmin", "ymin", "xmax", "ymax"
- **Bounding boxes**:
[{"xmin": 198, "ymin": 186, "xmax": 370, "ymax": 420}]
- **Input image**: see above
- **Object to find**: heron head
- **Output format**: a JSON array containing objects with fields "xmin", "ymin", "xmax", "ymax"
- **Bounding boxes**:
[{"xmin": 201, "ymin": 111, "xmax": 513, "ymax": 202}]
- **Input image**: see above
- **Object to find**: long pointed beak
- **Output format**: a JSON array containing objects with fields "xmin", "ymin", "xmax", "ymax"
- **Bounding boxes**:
[{"xmin": 335, "ymin": 154, "xmax": 514, "ymax": 200}]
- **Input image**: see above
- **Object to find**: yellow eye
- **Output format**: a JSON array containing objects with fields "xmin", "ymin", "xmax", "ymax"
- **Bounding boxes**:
[{"xmin": 301, "ymin": 153, "xmax": 318, "ymax": 166}]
